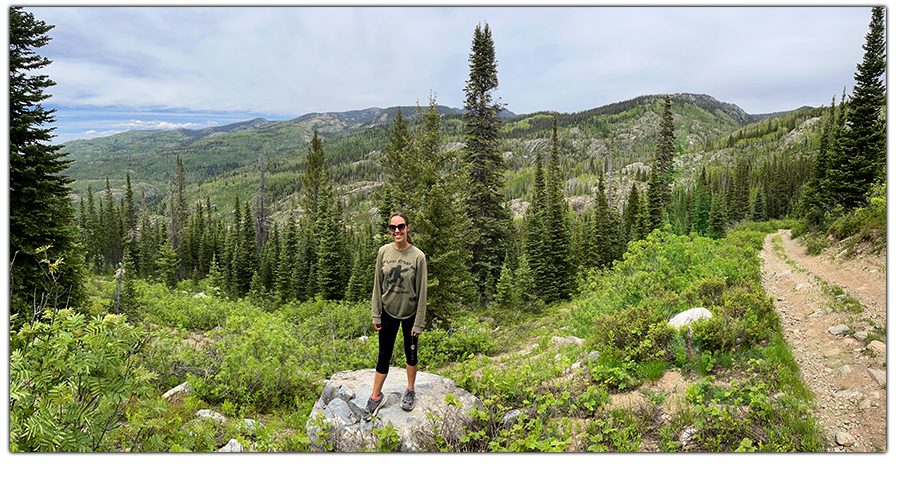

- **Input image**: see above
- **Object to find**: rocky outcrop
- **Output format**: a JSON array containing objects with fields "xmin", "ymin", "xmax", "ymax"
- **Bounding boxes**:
[{"xmin": 306, "ymin": 367, "xmax": 480, "ymax": 452}]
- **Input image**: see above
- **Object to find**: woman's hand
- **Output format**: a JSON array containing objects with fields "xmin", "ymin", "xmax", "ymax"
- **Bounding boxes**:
[
  {"xmin": 373, "ymin": 323, "xmax": 381, "ymax": 331},
  {"xmin": 411, "ymin": 331, "xmax": 420, "ymax": 337}
]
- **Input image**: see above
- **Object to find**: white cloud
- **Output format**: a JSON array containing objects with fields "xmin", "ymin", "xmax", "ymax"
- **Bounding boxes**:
[{"xmin": 111, "ymin": 120, "xmax": 218, "ymax": 130}]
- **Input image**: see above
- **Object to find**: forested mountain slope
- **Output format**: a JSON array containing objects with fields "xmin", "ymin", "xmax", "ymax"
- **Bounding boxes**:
[{"xmin": 63, "ymin": 92, "xmax": 810, "ymax": 222}]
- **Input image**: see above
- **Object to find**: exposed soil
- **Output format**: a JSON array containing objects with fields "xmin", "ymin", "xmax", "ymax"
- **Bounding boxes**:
[{"xmin": 759, "ymin": 229, "xmax": 887, "ymax": 451}]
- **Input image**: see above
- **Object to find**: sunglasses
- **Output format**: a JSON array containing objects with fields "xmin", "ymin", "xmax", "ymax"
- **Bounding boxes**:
[{"xmin": 388, "ymin": 223, "xmax": 407, "ymax": 232}]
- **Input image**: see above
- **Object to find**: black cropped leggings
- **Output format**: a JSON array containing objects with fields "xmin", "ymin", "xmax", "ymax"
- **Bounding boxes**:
[{"xmin": 375, "ymin": 308, "xmax": 418, "ymax": 374}]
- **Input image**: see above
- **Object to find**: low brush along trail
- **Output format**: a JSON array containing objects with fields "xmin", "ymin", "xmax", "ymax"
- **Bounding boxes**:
[{"xmin": 759, "ymin": 229, "xmax": 886, "ymax": 452}]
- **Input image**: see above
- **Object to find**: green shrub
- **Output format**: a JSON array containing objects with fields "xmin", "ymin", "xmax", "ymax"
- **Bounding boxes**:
[
  {"xmin": 421, "ymin": 323, "xmax": 499, "ymax": 369},
  {"xmin": 690, "ymin": 275, "xmax": 727, "ymax": 307},
  {"xmin": 187, "ymin": 314, "xmax": 323, "ymax": 413},
  {"xmin": 10, "ymin": 310, "xmax": 158, "ymax": 452},
  {"xmin": 588, "ymin": 305, "xmax": 672, "ymax": 363}
]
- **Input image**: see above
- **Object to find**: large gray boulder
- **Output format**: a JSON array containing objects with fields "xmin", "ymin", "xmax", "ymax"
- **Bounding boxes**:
[{"xmin": 306, "ymin": 367, "xmax": 480, "ymax": 452}]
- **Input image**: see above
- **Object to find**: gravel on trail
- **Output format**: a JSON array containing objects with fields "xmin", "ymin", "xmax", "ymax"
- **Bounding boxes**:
[{"xmin": 759, "ymin": 230, "xmax": 886, "ymax": 452}]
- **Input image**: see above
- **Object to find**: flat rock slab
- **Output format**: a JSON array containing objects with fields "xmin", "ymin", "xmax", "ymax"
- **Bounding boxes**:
[
  {"xmin": 306, "ymin": 367, "xmax": 479, "ymax": 452},
  {"xmin": 867, "ymin": 368, "xmax": 887, "ymax": 386}
]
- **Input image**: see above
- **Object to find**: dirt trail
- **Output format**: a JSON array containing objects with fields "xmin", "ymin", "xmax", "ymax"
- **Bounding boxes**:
[{"xmin": 759, "ymin": 229, "xmax": 886, "ymax": 451}]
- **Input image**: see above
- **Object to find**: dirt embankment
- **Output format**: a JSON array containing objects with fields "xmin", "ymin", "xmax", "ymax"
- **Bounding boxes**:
[{"xmin": 759, "ymin": 230, "xmax": 886, "ymax": 452}]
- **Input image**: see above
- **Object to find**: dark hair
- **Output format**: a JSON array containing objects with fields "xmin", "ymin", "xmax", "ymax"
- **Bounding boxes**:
[{"xmin": 390, "ymin": 211, "xmax": 412, "ymax": 245}]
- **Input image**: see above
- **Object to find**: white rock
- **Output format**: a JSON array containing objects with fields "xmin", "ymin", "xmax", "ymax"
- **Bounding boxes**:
[
  {"xmin": 834, "ymin": 432, "xmax": 855, "ymax": 447},
  {"xmin": 668, "ymin": 308, "xmax": 712, "ymax": 329},
  {"xmin": 218, "ymin": 438, "xmax": 243, "ymax": 452},
  {"xmin": 196, "ymin": 409, "xmax": 227, "ymax": 424},
  {"xmin": 162, "ymin": 382, "xmax": 190, "ymax": 400}
]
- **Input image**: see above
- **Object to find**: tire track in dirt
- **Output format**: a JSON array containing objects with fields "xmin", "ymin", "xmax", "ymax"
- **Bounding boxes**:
[{"xmin": 759, "ymin": 229, "xmax": 886, "ymax": 452}]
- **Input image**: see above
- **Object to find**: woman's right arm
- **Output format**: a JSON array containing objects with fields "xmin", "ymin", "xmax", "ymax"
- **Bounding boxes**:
[{"xmin": 371, "ymin": 247, "xmax": 383, "ymax": 327}]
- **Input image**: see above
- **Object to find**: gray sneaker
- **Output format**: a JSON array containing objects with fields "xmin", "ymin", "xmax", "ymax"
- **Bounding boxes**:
[
  {"xmin": 401, "ymin": 389, "xmax": 415, "ymax": 411},
  {"xmin": 366, "ymin": 393, "xmax": 386, "ymax": 417}
]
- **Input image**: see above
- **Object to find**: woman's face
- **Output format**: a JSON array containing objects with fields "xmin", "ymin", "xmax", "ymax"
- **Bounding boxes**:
[{"xmin": 389, "ymin": 215, "xmax": 408, "ymax": 244}]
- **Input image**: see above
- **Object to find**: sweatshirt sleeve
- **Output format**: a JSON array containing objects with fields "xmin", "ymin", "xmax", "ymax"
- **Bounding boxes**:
[
  {"xmin": 371, "ymin": 247, "xmax": 383, "ymax": 324},
  {"xmin": 412, "ymin": 251, "xmax": 428, "ymax": 334}
]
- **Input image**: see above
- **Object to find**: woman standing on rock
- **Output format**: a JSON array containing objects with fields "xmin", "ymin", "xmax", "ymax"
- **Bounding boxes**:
[{"xmin": 367, "ymin": 212, "xmax": 428, "ymax": 417}]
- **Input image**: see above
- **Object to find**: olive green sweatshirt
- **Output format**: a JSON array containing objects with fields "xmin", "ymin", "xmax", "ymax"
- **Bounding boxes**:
[{"xmin": 371, "ymin": 243, "xmax": 428, "ymax": 333}]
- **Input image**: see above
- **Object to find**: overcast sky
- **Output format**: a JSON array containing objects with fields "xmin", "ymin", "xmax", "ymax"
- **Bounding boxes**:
[{"xmin": 23, "ymin": 4, "xmax": 877, "ymax": 144}]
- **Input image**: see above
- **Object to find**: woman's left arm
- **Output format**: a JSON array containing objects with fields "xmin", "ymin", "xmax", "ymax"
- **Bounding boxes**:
[{"xmin": 412, "ymin": 253, "xmax": 428, "ymax": 336}]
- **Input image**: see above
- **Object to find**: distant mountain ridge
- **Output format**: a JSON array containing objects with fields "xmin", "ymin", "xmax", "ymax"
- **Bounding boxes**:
[{"xmin": 60, "ymin": 93, "xmax": 811, "ymax": 196}]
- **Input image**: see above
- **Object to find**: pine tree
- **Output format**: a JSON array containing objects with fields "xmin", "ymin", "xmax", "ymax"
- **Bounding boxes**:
[
  {"xmin": 691, "ymin": 176, "xmax": 712, "ymax": 237},
  {"xmin": 646, "ymin": 165, "xmax": 664, "ymax": 231},
  {"xmin": 381, "ymin": 108, "xmax": 415, "ymax": 213},
  {"xmin": 407, "ymin": 96, "xmax": 475, "ymax": 324},
  {"xmin": 799, "ymin": 96, "xmax": 836, "ymax": 229},
  {"xmin": 155, "ymin": 234, "xmax": 178, "ymax": 289},
  {"xmin": 727, "ymin": 159, "xmax": 750, "ymax": 224},
  {"xmin": 208, "ymin": 253, "xmax": 224, "ymax": 295},
  {"xmin": 302, "ymin": 129, "xmax": 327, "ymax": 222},
  {"xmin": 545, "ymin": 115, "xmax": 573, "ymax": 301},
  {"xmin": 623, "ymin": 182, "xmax": 640, "ymax": 242},
  {"xmin": 254, "ymin": 154, "xmax": 270, "ymax": 253},
  {"xmin": 277, "ymin": 216, "xmax": 298, "ymax": 303},
  {"xmin": 633, "ymin": 191, "xmax": 652, "ymax": 241},
  {"xmin": 654, "ymin": 94, "xmax": 676, "ymax": 211},
  {"xmin": 751, "ymin": 190, "xmax": 766, "ymax": 222},
  {"xmin": 495, "ymin": 261, "xmax": 517, "ymax": 309},
  {"xmin": 590, "ymin": 169, "xmax": 616, "ymax": 268},
  {"xmin": 123, "ymin": 172, "xmax": 137, "ymax": 239},
  {"xmin": 827, "ymin": 7, "xmax": 886, "ymax": 209},
  {"xmin": 314, "ymin": 185, "xmax": 345, "ymax": 301},
  {"xmin": 462, "ymin": 22, "xmax": 511, "ymax": 305},
  {"xmin": 521, "ymin": 151, "xmax": 551, "ymax": 300},
  {"xmin": 170, "ymin": 155, "xmax": 188, "ymax": 278},
  {"xmin": 9, "ymin": 7, "xmax": 87, "ymax": 321},
  {"xmin": 708, "ymin": 191, "xmax": 728, "ymax": 239}
]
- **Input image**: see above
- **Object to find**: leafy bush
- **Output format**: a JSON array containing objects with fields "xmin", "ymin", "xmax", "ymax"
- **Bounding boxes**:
[
  {"xmin": 10, "ymin": 310, "xmax": 158, "ymax": 451},
  {"xmin": 588, "ymin": 305, "xmax": 672, "ymax": 363},
  {"xmin": 421, "ymin": 322, "xmax": 499, "ymax": 369},
  {"xmin": 186, "ymin": 314, "xmax": 323, "ymax": 413}
]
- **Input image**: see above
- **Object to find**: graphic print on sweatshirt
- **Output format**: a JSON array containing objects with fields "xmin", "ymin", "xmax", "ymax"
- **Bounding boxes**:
[{"xmin": 383, "ymin": 257, "xmax": 415, "ymax": 296}]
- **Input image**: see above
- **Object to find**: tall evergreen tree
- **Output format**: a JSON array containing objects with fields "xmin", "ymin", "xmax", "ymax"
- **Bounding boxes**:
[
  {"xmin": 522, "ymin": 152, "xmax": 551, "ymax": 302},
  {"xmin": 708, "ymin": 191, "xmax": 728, "ymax": 239},
  {"xmin": 827, "ymin": 6, "xmax": 886, "ymax": 209},
  {"xmin": 623, "ymin": 181, "xmax": 640, "ymax": 242},
  {"xmin": 302, "ymin": 129, "xmax": 327, "ymax": 222},
  {"xmin": 461, "ymin": 22, "xmax": 511, "ymax": 305},
  {"xmin": 409, "ymin": 97, "xmax": 475, "ymax": 324},
  {"xmin": 254, "ymin": 154, "xmax": 270, "ymax": 253},
  {"xmin": 690, "ymin": 178, "xmax": 712, "ymax": 237},
  {"xmin": 9, "ymin": 7, "xmax": 86, "ymax": 321},
  {"xmin": 123, "ymin": 172, "xmax": 137, "ymax": 239},
  {"xmin": 545, "ymin": 115, "xmax": 573, "ymax": 301},
  {"xmin": 314, "ymin": 184, "xmax": 345, "ymax": 301},
  {"xmin": 277, "ymin": 216, "xmax": 298, "ymax": 303},
  {"xmin": 381, "ymin": 108, "xmax": 415, "ymax": 214},
  {"xmin": 646, "ymin": 166, "xmax": 664, "ymax": 231},
  {"xmin": 799, "ymin": 96, "xmax": 837, "ymax": 229},
  {"xmin": 654, "ymin": 94, "xmax": 676, "ymax": 210},
  {"xmin": 169, "ymin": 155, "xmax": 188, "ymax": 278},
  {"xmin": 633, "ymin": 191, "xmax": 652, "ymax": 241}
]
